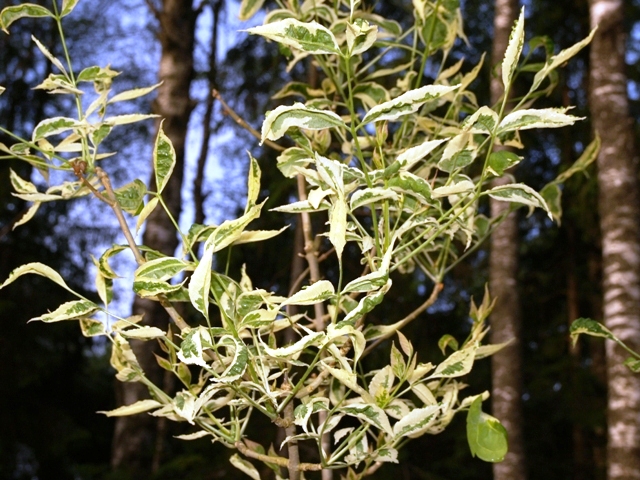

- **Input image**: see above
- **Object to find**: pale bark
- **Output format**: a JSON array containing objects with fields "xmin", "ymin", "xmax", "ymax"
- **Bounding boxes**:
[
  {"xmin": 111, "ymin": 0, "xmax": 197, "ymax": 472},
  {"xmin": 589, "ymin": 1, "xmax": 640, "ymax": 479},
  {"xmin": 489, "ymin": 1, "xmax": 527, "ymax": 479}
]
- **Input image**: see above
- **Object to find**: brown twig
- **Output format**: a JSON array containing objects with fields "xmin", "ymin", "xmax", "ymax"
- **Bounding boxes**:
[
  {"xmin": 235, "ymin": 441, "xmax": 322, "ymax": 472},
  {"xmin": 212, "ymin": 89, "xmax": 285, "ymax": 152},
  {"xmin": 362, "ymin": 282, "xmax": 443, "ymax": 358}
]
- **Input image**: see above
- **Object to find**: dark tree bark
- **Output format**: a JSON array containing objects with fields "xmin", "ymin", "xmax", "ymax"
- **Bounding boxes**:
[
  {"xmin": 111, "ymin": 0, "xmax": 197, "ymax": 472},
  {"xmin": 589, "ymin": 1, "xmax": 640, "ymax": 479},
  {"xmin": 489, "ymin": 1, "xmax": 527, "ymax": 479}
]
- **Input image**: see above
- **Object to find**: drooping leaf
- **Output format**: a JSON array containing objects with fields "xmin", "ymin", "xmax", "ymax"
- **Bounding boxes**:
[
  {"xmin": 1, "ymin": 4, "xmax": 53, "ymax": 33},
  {"xmin": 437, "ymin": 133, "xmax": 477, "ymax": 172},
  {"xmin": 246, "ymin": 153, "xmax": 261, "ymax": 208},
  {"xmin": 246, "ymin": 18, "xmax": 340, "ymax": 54},
  {"xmin": 362, "ymin": 84, "xmax": 459, "ymax": 124},
  {"xmin": 261, "ymin": 103, "xmax": 345, "ymax": 142},
  {"xmin": 466, "ymin": 397, "xmax": 508, "ymax": 462},
  {"xmin": 555, "ymin": 134, "xmax": 600, "ymax": 183},
  {"xmin": 282, "ymin": 280, "xmax": 335, "ymax": 306},
  {"xmin": 569, "ymin": 317, "xmax": 616, "ymax": 346},
  {"xmin": 262, "ymin": 331, "xmax": 324, "ymax": 359},
  {"xmin": 32, "ymin": 299, "xmax": 99, "ymax": 323},
  {"xmin": 189, "ymin": 240, "xmax": 214, "ymax": 320},
  {"xmin": 0, "ymin": 262, "xmax": 76, "ymax": 294},
  {"xmin": 229, "ymin": 454, "xmax": 261, "ymax": 480},
  {"xmin": 213, "ymin": 336, "xmax": 249, "ymax": 383},
  {"xmin": 32, "ymin": 35, "xmax": 68, "ymax": 74},
  {"xmin": 98, "ymin": 399, "xmax": 162, "ymax": 417},
  {"xmin": 485, "ymin": 183, "xmax": 550, "ymax": 217}
]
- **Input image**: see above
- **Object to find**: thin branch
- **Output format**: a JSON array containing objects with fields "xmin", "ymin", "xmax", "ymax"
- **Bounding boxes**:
[
  {"xmin": 362, "ymin": 282, "xmax": 443, "ymax": 358},
  {"xmin": 283, "ymin": 378, "xmax": 301, "ymax": 480},
  {"xmin": 213, "ymin": 89, "xmax": 285, "ymax": 152},
  {"xmin": 235, "ymin": 442, "xmax": 322, "ymax": 471}
]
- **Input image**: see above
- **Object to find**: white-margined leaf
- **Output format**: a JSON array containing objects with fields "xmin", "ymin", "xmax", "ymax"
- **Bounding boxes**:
[
  {"xmin": 136, "ymin": 197, "xmax": 159, "ymax": 233},
  {"xmin": 60, "ymin": 0, "xmax": 80, "ymax": 16},
  {"xmin": 261, "ymin": 103, "xmax": 345, "ymax": 142},
  {"xmin": 0, "ymin": 262, "xmax": 76, "ymax": 294},
  {"xmin": 502, "ymin": 7, "xmax": 525, "ymax": 89},
  {"xmin": 376, "ymin": 447, "xmax": 399, "ymax": 463},
  {"xmin": 461, "ymin": 106, "xmax": 499, "ymax": 134},
  {"xmin": 153, "ymin": 121, "xmax": 175, "ymax": 195},
  {"xmin": 98, "ymin": 399, "xmax": 162, "ymax": 417},
  {"xmin": 229, "ymin": 454, "xmax": 261, "ymax": 480},
  {"xmin": 569, "ymin": 317, "xmax": 616, "ymax": 346},
  {"xmin": 10, "ymin": 169, "xmax": 37, "ymax": 194},
  {"xmin": 212, "ymin": 336, "xmax": 249, "ymax": 383},
  {"xmin": 232, "ymin": 226, "xmax": 289, "ymax": 246},
  {"xmin": 189, "ymin": 240, "xmax": 214, "ymax": 319},
  {"xmin": 497, "ymin": 107, "xmax": 583, "ymax": 134},
  {"xmin": 369, "ymin": 365, "xmax": 395, "ymax": 406},
  {"xmin": 396, "ymin": 138, "xmax": 446, "ymax": 169},
  {"xmin": 342, "ymin": 269, "xmax": 389, "ymax": 294},
  {"xmin": 109, "ymin": 83, "xmax": 161, "ymax": 104},
  {"xmin": 262, "ymin": 331, "xmax": 324, "ymax": 359},
  {"xmin": 328, "ymin": 197, "xmax": 347, "ymax": 259},
  {"xmin": 239, "ymin": 0, "xmax": 265, "ymax": 20},
  {"xmin": 388, "ymin": 171, "xmax": 434, "ymax": 204},
  {"xmin": 346, "ymin": 19, "xmax": 378, "ymax": 56},
  {"xmin": 32, "ymin": 35, "xmax": 67, "ymax": 75},
  {"xmin": 32, "ymin": 116, "xmax": 78, "ymax": 141},
  {"xmin": 202, "ymin": 201, "xmax": 264, "ymax": 254},
  {"xmin": 555, "ymin": 134, "xmax": 600, "ymax": 183},
  {"xmin": 134, "ymin": 257, "xmax": 191, "ymax": 282},
  {"xmin": 363, "ymin": 84, "xmax": 459, "ymax": 124},
  {"xmin": 282, "ymin": 279, "xmax": 335, "ymax": 306},
  {"xmin": 33, "ymin": 299, "xmax": 99, "ymax": 323},
  {"xmin": 120, "ymin": 326, "xmax": 166, "ymax": 340},
  {"xmin": 246, "ymin": 18, "xmax": 340, "ymax": 54},
  {"xmin": 428, "ymin": 344, "xmax": 478, "ymax": 379},
  {"xmin": 12, "ymin": 202, "xmax": 41, "ymax": 229},
  {"xmin": 326, "ymin": 323, "xmax": 366, "ymax": 364},
  {"xmin": 353, "ymin": 82, "xmax": 390, "ymax": 110},
  {"xmin": 1, "ymin": 4, "xmax": 53, "ymax": 33},
  {"xmin": 485, "ymin": 183, "xmax": 550, "ymax": 217},
  {"xmin": 246, "ymin": 153, "xmax": 261, "ymax": 208},
  {"xmin": 350, "ymin": 187, "xmax": 399, "ymax": 210},
  {"xmin": 338, "ymin": 403, "xmax": 393, "ymax": 436},
  {"xmin": 339, "ymin": 283, "xmax": 388, "ymax": 326},
  {"xmin": 270, "ymin": 199, "xmax": 330, "ymax": 213},
  {"xmin": 132, "ymin": 275, "xmax": 184, "ymax": 297},
  {"xmin": 437, "ymin": 133, "xmax": 477, "ymax": 172},
  {"xmin": 173, "ymin": 390, "xmax": 197, "ymax": 423},
  {"xmin": 79, "ymin": 318, "xmax": 107, "ymax": 337},
  {"xmin": 432, "ymin": 179, "xmax": 474, "ymax": 198},
  {"xmin": 533, "ymin": 28, "xmax": 596, "ymax": 91},
  {"xmin": 105, "ymin": 114, "xmax": 159, "ymax": 126},
  {"xmin": 177, "ymin": 327, "xmax": 212, "ymax": 368},
  {"xmin": 393, "ymin": 404, "xmax": 440, "ymax": 438}
]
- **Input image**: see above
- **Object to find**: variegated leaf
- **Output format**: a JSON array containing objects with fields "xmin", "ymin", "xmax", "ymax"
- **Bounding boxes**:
[
  {"xmin": 502, "ymin": 7, "xmax": 525, "ymax": 89},
  {"xmin": 393, "ymin": 405, "xmax": 440, "ymax": 438},
  {"xmin": 262, "ymin": 103, "xmax": 345, "ymax": 142},
  {"xmin": 246, "ymin": 18, "xmax": 340, "ymax": 54},
  {"xmin": 33, "ymin": 299, "xmax": 99, "ymax": 323},
  {"xmin": 497, "ymin": 108, "xmax": 583, "ymax": 134},
  {"xmin": 339, "ymin": 403, "xmax": 393, "ymax": 436},
  {"xmin": 282, "ymin": 280, "xmax": 335, "ymax": 306},
  {"xmin": 98, "ymin": 399, "xmax": 162, "ymax": 417}
]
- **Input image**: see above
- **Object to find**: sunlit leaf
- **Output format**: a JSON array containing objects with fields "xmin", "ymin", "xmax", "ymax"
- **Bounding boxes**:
[
  {"xmin": 61, "ymin": 0, "xmax": 80, "ymax": 16},
  {"xmin": 120, "ymin": 326, "xmax": 166, "ymax": 340},
  {"xmin": 32, "ymin": 299, "xmax": 99, "ymax": 323},
  {"xmin": 153, "ymin": 122, "xmax": 175, "ymax": 196},
  {"xmin": 239, "ymin": 0, "xmax": 265, "ymax": 21},
  {"xmin": 282, "ymin": 280, "xmax": 335, "ymax": 306},
  {"xmin": 502, "ymin": 7, "xmax": 525, "ymax": 89},
  {"xmin": 393, "ymin": 405, "xmax": 440, "ymax": 438},
  {"xmin": 487, "ymin": 150, "xmax": 522, "ymax": 176},
  {"xmin": 485, "ymin": 183, "xmax": 550, "ymax": 217},
  {"xmin": 428, "ymin": 344, "xmax": 477, "ymax": 379},
  {"xmin": 497, "ymin": 107, "xmax": 583, "ymax": 133},
  {"xmin": 177, "ymin": 327, "xmax": 212, "ymax": 368},
  {"xmin": 109, "ymin": 83, "xmax": 161, "ymax": 103},
  {"xmin": 134, "ymin": 257, "xmax": 191, "ymax": 282}
]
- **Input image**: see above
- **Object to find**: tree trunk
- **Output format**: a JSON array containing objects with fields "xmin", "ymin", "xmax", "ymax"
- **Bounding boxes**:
[
  {"xmin": 589, "ymin": 1, "xmax": 640, "ymax": 479},
  {"xmin": 489, "ymin": 1, "xmax": 527, "ymax": 479},
  {"xmin": 111, "ymin": 0, "xmax": 197, "ymax": 472}
]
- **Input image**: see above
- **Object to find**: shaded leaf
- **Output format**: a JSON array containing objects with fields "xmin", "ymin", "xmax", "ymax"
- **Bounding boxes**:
[{"xmin": 466, "ymin": 397, "xmax": 508, "ymax": 462}]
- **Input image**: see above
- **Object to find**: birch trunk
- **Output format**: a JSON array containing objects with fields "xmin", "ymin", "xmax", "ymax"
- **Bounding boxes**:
[
  {"xmin": 111, "ymin": 0, "xmax": 197, "ymax": 471},
  {"xmin": 489, "ymin": 1, "xmax": 527, "ymax": 478},
  {"xmin": 589, "ymin": 1, "xmax": 640, "ymax": 478}
]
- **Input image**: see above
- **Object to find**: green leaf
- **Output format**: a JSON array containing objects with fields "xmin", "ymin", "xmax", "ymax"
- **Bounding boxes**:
[
  {"xmin": 98, "ymin": 399, "xmax": 162, "ymax": 417},
  {"xmin": 540, "ymin": 183, "xmax": 562, "ymax": 223},
  {"xmin": 502, "ymin": 7, "xmax": 525, "ymax": 89},
  {"xmin": 189, "ymin": 240, "xmax": 214, "ymax": 320},
  {"xmin": 229, "ymin": 454, "xmax": 261, "ymax": 480},
  {"xmin": 282, "ymin": 280, "xmax": 335, "ymax": 306},
  {"xmin": 154, "ymin": 121, "xmax": 176, "ymax": 195},
  {"xmin": 393, "ymin": 405, "xmax": 440, "ymax": 438},
  {"xmin": 33, "ymin": 299, "xmax": 99, "ymax": 323},
  {"xmin": 487, "ymin": 150, "xmax": 522, "ymax": 176},
  {"xmin": 363, "ymin": 84, "xmax": 459, "ymax": 124},
  {"xmin": 624, "ymin": 358, "xmax": 640, "ymax": 373},
  {"xmin": 388, "ymin": 171, "xmax": 434, "ymax": 205},
  {"xmin": 1, "ymin": 5, "xmax": 53, "ymax": 34},
  {"xmin": 261, "ymin": 103, "xmax": 345, "ymax": 142},
  {"xmin": 246, "ymin": 153, "xmax": 261, "ymax": 208},
  {"xmin": 246, "ymin": 18, "xmax": 340, "ymax": 54},
  {"xmin": 79, "ymin": 318, "xmax": 107, "ymax": 337},
  {"xmin": 114, "ymin": 179, "xmax": 146, "ymax": 215},
  {"xmin": 466, "ymin": 397, "xmax": 508, "ymax": 462},
  {"xmin": 437, "ymin": 133, "xmax": 477, "ymax": 172},
  {"xmin": 497, "ymin": 107, "xmax": 584, "ymax": 134},
  {"xmin": 569, "ymin": 317, "xmax": 616, "ymax": 346},
  {"xmin": 438, "ymin": 334, "xmax": 459, "ymax": 354}
]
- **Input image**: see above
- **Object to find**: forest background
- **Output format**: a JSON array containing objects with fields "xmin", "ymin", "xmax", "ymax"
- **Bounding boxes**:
[{"xmin": 0, "ymin": 0, "xmax": 639, "ymax": 479}]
